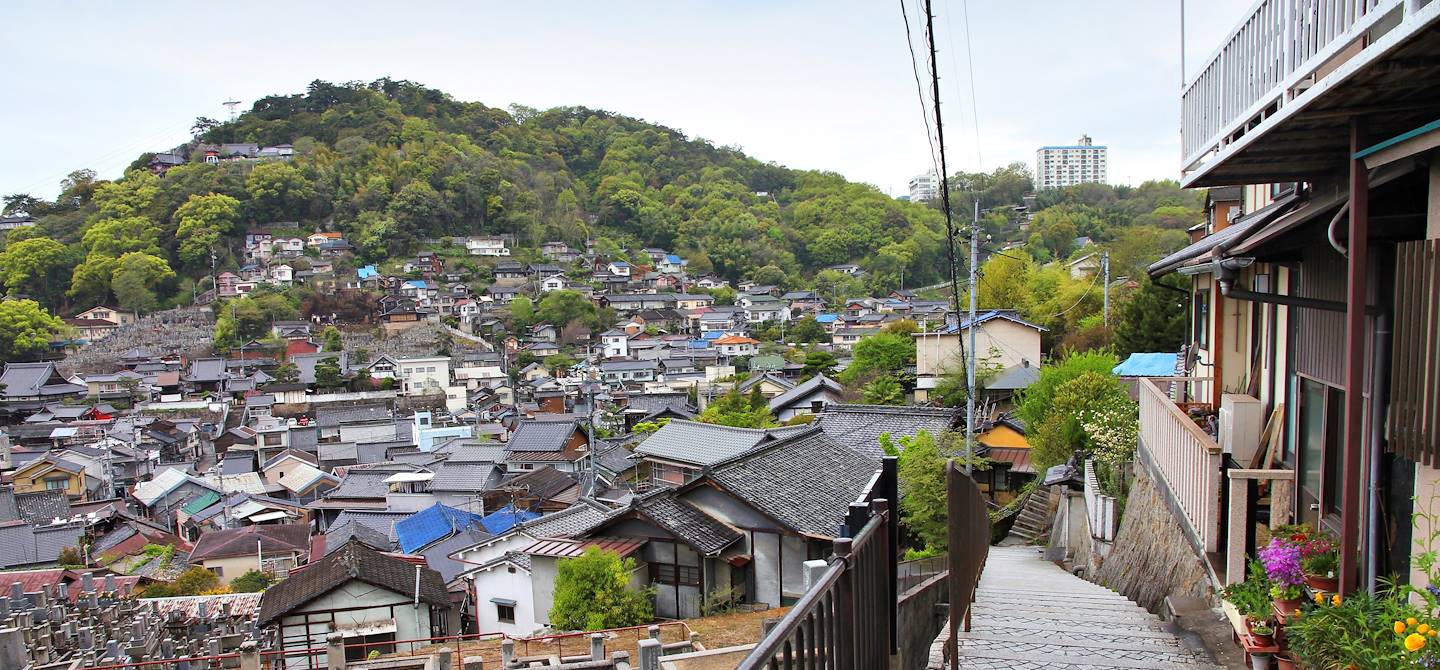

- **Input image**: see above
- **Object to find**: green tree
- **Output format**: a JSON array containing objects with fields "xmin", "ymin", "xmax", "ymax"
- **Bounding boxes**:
[
  {"xmin": 387, "ymin": 180, "xmax": 449, "ymax": 238},
  {"xmin": 890, "ymin": 430, "xmax": 950, "ymax": 552},
  {"xmin": 68, "ymin": 254, "xmax": 121, "ymax": 306},
  {"xmin": 173, "ymin": 193, "xmax": 241, "ymax": 268},
  {"xmin": 81, "ymin": 216, "xmax": 162, "ymax": 258},
  {"xmin": 1114, "ymin": 275, "xmax": 1187, "ymax": 356},
  {"xmin": 246, "ymin": 162, "xmax": 315, "ymax": 221},
  {"xmin": 536, "ymin": 290, "xmax": 597, "ymax": 329},
  {"xmin": 110, "ymin": 252, "xmax": 175, "ymax": 314},
  {"xmin": 0, "ymin": 299, "xmax": 65, "ymax": 360},
  {"xmin": 549, "ymin": 547, "xmax": 654, "ymax": 631},
  {"xmin": 314, "ymin": 356, "xmax": 344, "ymax": 389},
  {"xmin": 228, "ymin": 569, "xmax": 273, "ymax": 593},
  {"xmin": 802, "ymin": 351, "xmax": 838, "ymax": 378},
  {"xmin": 838, "ymin": 333, "xmax": 916, "ymax": 385},
  {"xmin": 544, "ymin": 353, "xmax": 577, "ymax": 373},
  {"xmin": 698, "ymin": 388, "xmax": 777, "ymax": 428},
  {"xmin": 751, "ymin": 264, "xmax": 788, "ymax": 288},
  {"xmin": 169, "ymin": 567, "xmax": 221, "ymax": 596},
  {"xmin": 509, "ymin": 296, "xmax": 536, "ymax": 329},
  {"xmin": 272, "ymin": 362, "xmax": 301, "ymax": 384},
  {"xmin": 0, "ymin": 237, "xmax": 70, "ymax": 305},
  {"xmin": 320, "ymin": 325, "xmax": 344, "ymax": 352},
  {"xmin": 789, "ymin": 316, "xmax": 827, "ymax": 344},
  {"xmin": 861, "ymin": 375, "xmax": 905, "ymax": 405}
]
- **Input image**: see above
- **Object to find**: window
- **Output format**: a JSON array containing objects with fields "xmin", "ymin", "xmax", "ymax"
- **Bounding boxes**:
[
  {"xmin": 496, "ymin": 604, "xmax": 515, "ymax": 624},
  {"xmin": 1193, "ymin": 289, "xmax": 1210, "ymax": 349},
  {"xmin": 44, "ymin": 477, "xmax": 68, "ymax": 491},
  {"xmin": 209, "ymin": 566, "xmax": 224, "ymax": 577}
]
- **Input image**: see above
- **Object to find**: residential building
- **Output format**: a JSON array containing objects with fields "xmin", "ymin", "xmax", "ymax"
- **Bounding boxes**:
[
  {"xmin": 186, "ymin": 523, "xmax": 310, "ymax": 583},
  {"xmin": 74, "ymin": 306, "xmax": 137, "ymax": 326},
  {"xmin": 912, "ymin": 311, "xmax": 1045, "ymax": 402},
  {"xmin": 712, "ymin": 335, "xmax": 759, "ymax": 358},
  {"xmin": 1036, "ymin": 134, "xmax": 1108, "ymax": 189},
  {"xmin": 767, "ymin": 375, "xmax": 844, "ymax": 422},
  {"xmin": 465, "ymin": 236, "xmax": 510, "ymax": 256},
  {"xmin": 395, "ymin": 356, "xmax": 451, "ymax": 396},
  {"xmin": 909, "ymin": 170, "xmax": 939, "ymax": 202},
  {"xmin": 600, "ymin": 330, "xmax": 630, "ymax": 359}
]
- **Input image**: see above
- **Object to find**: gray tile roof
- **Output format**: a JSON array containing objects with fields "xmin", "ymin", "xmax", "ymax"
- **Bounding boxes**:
[
  {"xmin": 420, "ymin": 527, "xmax": 494, "ymax": 582},
  {"xmin": 506, "ymin": 421, "xmax": 578, "ymax": 453},
  {"xmin": 15, "ymin": 490, "xmax": 72, "ymax": 524},
  {"xmin": 629, "ymin": 490, "xmax": 740, "ymax": 555},
  {"xmin": 327, "ymin": 471, "xmax": 396, "ymax": 499},
  {"xmin": 429, "ymin": 462, "xmax": 500, "ymax": 493},
  {"xmin": 523, "ymin": 501, "xmax": 611, "ymax": 539},
  {"xmin": 814, "ymin": 404, "xmax": 960, "ymax": 459},
  {"xmin": 767, "ymin": 374, "xmax": 844, "ymax": 412},
  {"xmin": 317, "ymin": 403, "xmax": 390, "ymax": 428},
  {"xmin": 0, "ymin": 490, "xmax": 18, "ymax": 523},
  {"xmin": 633, "ymin": 420, "xmax": 802, "ymax": 467},
  {"xmin": 708, "ymin": 427, "xmax": 880, "ymax": 538},
  {"xmin": 0, "ymin": 521, "xmax": 85, "ymax": 568},
  {"xmin": 323, "ymin": 520, "xmax": 393, "ymax": 554},
  {"xmin": 329, "ymin": 510, "xmax": 412, "ymax": 542}
]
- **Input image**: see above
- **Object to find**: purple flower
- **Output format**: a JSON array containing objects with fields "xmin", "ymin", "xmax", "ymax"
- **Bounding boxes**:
[{"xmin": 1258, "ymin": 538, "xmax": 1304, "ymax": 587}]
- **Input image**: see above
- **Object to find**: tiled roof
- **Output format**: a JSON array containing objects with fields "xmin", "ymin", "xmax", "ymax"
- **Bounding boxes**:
[
  {"xmin": 258, "ymin": 539, "xmax": 449, "ymax": 625},
  {"xmin": 767, "ymin": 374, "xmax": 844, "ymax": 412},
  {"xmin": 633, "ymin": 420, "xmax": 795, "ymax": 467},
  {"xmin": 628, "ymin": 490, "xmax": 740, "ymax": 555},
  {"xmin": 394, "ymin": 504, "xmax": 486, "ymax": 554},
  {"xmin": 316, "ymin": 403, "xmax": 390, "ymax": 428},
  {"xmin": 14, "ymin": 490, "xmax": 71, "ymax": 524},
  {"xmin": 814, "ymin": 404, "xmax": 960, "ymax": 459},
  {"xmin": 497, "ymin": 466, "xmax": 577, "ymax": 503},
  {"xmin": 329, "ymin": 510, "xmax": 411, "ymax": 542},
  {"xmin": 419, "ymin": 527, "xmax": 493, "ymax": 583},
  {"xmin": 187, "ymin": 523, "xmax": 310, "ymax": 562},
  {"xmin": 327, "ymin": 470, "xmax": 397, "ymax": 499},
  {"xmin": 0, "ymin": 521, "xmax": 86, "ymax": 569},
  {"xmin": 521, "ymin": 501, "xmax": 611, "ymax": 539},
  {"xmin": 429, "ymin": 462, "xmax": 500, "ymax": 493},
  {"xmin": 708, "ymin": 427, "xmax": 880, "ymax": 538},
  {"xmin": 525, "ymin": 537, "xmax": 645, "ymax": 559},
  {"xmin": 505, "ymin": 421, "xmax": 578, "ymax": 452}
]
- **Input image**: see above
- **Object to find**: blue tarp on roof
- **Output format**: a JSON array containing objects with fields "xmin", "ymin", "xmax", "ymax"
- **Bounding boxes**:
[
  {"xmin": 395, "ymin": 503, "xmax": 486, "ymax": 553},
  {"xmin": 406, "ymin": 280, "xmax": 427, "ymax": 289},
  {"xmin": 1113, "ymin": 352, "xmax": 1179, "ymax": 378},
  {"xmin": 665, "ymin": 255, "xmax": 682, "ymax": 264},
  {"xmin": 688, "ymin": 340, "xmax": 711, "ymax": 349},
  {"xmin": 701, "ymin": 331, "xmax": 723, "ymax": 340},
  {"xmin": 357, "ymin": 265, "xmax": 378, "ymax": 279},
  {"xmin": 480, "ymin": 504, "xmax": 541, "ymax": 535},
  {"xmin": 815, "ymin": 314, "xmax": 839, "ymax": 323}
]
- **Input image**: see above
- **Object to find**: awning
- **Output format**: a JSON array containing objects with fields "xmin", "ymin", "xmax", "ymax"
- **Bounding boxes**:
[
  {"xmin": 1147, "ymin": 193, "xmax": 1300, "ymax": 278},
  {"xmin": 489, "ymin": 598, "xmax": 517, "ymax": 607}
]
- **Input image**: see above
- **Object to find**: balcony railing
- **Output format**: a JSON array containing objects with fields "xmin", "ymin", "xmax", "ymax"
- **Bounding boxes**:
[
  {"xmin": 1181, "ymin": 0, "xmax": 1408, "ymax": 172},
  {"xmin": 1138, "ymin": 378, "xmax": 1224, "ymax": 553}
]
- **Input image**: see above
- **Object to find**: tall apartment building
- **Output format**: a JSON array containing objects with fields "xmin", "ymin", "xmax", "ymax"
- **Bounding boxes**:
[
  {"xmin": 909, "ymin": 170, "xmax": 939, "ymax": 202},
  {"xmin": 1035, "ymin": 135, "xmax": 1107, "ymax": 189}
]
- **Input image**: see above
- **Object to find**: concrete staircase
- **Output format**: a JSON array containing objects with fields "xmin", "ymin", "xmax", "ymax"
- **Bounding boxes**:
[
  {"xmin": 953, "ymin": 546, "xmax": 1225, "ymax": 669},
  {"xmin": 1004, "ymin": 487, "xmax": 1053, "ymax": 544}
]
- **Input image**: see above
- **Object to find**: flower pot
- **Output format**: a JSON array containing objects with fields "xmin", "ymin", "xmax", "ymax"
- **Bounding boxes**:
[
  {"xmin": 1251, "ymin": 652, "xmax": 1273, "ymax": 670},
  {"xmin": 1273, "ymin": 597, "xmax": 1302, "ymax": 614},
  {"xmin": 1304, "ymin": 573, "xmax": 1338, "ymax": 592},
  {"xmin": 1275, "ymin": 654, "xmax": 1298, "ymax": 670},
  {"xmin": 1251, "ymin": 630, "xmax": 1275, "ymax": 647}
]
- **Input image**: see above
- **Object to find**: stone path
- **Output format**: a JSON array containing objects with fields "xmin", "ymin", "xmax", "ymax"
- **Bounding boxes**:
[{"xmin": 952, "ymin": 546, "xmax": 1224, "ymax": 669}]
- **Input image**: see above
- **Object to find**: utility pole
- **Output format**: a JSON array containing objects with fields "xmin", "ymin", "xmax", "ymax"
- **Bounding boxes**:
[
  {"xmin": 1102, "ymin": 251, "xmax": 1111, "ymax": 326},
  {"xmin": 965, "ymin": 201, "xmax": 979, "ymax": 475}
]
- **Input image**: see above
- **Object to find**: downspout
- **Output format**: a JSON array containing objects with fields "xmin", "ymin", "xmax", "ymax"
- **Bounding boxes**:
[{"xmin": 1367, "ymin": 310, "xmax": 1391, "ymax": 592}]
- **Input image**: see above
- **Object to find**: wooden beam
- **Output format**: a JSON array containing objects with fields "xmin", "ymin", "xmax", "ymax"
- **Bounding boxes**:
[{"xmin": 1340, "ymin": 119, "xmax": 1369, "ymax": 596}]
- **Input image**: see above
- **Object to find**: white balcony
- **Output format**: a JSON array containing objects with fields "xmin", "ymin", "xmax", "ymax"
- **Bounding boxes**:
[{"xmin": 1181, "ymin": 0, "xmax": 1440, "ymax": 186}]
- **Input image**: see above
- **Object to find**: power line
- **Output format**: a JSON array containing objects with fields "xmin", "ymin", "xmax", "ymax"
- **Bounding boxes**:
[
  {"xmin": 958, "ymin": 0, "xmax": 983, "ymax": 168},
  {"xmin": 899, "ymin": 0, "xmax": 941, "ymax": 178}
]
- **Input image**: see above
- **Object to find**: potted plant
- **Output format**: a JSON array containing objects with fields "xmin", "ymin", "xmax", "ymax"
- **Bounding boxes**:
[
  {"xmin": 1250, "ymin": 621, "xmax": 1276, "ymax": 647},
  {"xmin": 1274, "ymin": 653, "xmax": 1298, "ymax": 670},
  {"xmin": 1225, "ymin": 560, "xmax": 1278, "ymax": 634},
  {"xmin": 1259, "ymin": 537, "xmax": 1307, "ymax": 613},
  {"xmin": 1284, "ymin": 587, "xmax": 1422, "ymax": 669},
  {"xmin": 1300, "ymin": 533, "xmax": 1339, "ymax": 592}
]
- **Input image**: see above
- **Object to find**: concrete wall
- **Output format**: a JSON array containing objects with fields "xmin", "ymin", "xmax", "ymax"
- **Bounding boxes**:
[
  {"xmin": 915, "ymin": 320, "xmax": 1041, "ymax": 377},
  {"xmin": 897, "ymin": 572, "xmax": 949, "ymax": 670},
  {"xmin": 473, "ymin": 561, "xmax": 538, "ymax": 635},
  {"xmin": 1091, "ymin": 467, "xmax": 1216, "ymax": 612}
]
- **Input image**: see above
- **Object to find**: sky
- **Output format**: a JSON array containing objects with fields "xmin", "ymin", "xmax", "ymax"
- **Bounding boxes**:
[{"xmin": 0, "ymin": 0, "xmax": 1254, "ymax": 202}]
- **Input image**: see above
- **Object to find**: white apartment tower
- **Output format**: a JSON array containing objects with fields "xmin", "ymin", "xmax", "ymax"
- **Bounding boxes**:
[
  {"xmin": 909, "ymin": 171, "xmax": 939, "ymax": 202},
  {"xmin": 1036, "ymin": 135, "xmax": 1108, "ymax": 189}
]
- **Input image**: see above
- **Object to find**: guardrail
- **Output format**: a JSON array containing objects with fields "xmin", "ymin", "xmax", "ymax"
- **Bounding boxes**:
[
  {"xmin": 898, "ymin": 553, "xmax": 948, "ymax": 593},
  {"xmin": 1138, "ymin": 378, "xmax": 1224, "ymax": 553},
  {"xmin": 1083, "ymin": 459, "xmax": 1119, "ymax": 543},
  {"xmin": 1181, "ymin": 0, "xmax": 1400, "ymax": 168},
  {"xmin": 942, "ymin": 460, "xmax": 991, "ymax": 669}
]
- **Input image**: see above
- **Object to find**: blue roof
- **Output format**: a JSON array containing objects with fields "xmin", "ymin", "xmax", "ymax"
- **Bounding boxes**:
[
  {"xmin": 394, "ymin": 503, "xmax": 486, "ymax": 553},
  {"xmin": 701, "ymin": 331, "xmax": 723, "ymax": 340},
  {"xmin": 665, "ymin": 255, "xmax": 682, "ymax": 264},
  {"xmin": 357, "ymin": 265, "xmax": 378, "ymax": 279},
  {"xmin": 815, "ymin": 314, "xmax": 839, "ymax": 323},
  {"xmin": 937, "ymin": 310, "xmax": 1046, "ymax": 334},
  {"xmin": 1113, "ymin": 352, "xmax": 1179, "ymax": 378},
  {"xmin": 688, "ymin": 340, "xmax": 711, "ymax": 349},
  {"xmin": 480, "ymin": 505, "xmax": 541, "ymax": 535},
  {"xmin": 406, "ymin": 280, "xmax": 427, "ymax": 289}
]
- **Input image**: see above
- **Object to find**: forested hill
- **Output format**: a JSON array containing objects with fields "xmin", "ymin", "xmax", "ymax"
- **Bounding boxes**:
[{"xmin": 1, "ymin": 78, "xmax": 1201, "ymax": 319}]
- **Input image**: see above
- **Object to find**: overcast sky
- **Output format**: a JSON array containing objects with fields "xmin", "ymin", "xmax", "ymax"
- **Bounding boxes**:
[{"xmin": 0, "ymin": 0, "xmax": 1253, "ymax": 202}]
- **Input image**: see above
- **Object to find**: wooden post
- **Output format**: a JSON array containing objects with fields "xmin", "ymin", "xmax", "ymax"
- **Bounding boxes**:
[
  {"xmin": 1342, "ymin": 117, "xmax": 1369, "ymax": 595},
  {"xmin": 832, "ymin": 536, "xmax": 855, "ymax": 670}
]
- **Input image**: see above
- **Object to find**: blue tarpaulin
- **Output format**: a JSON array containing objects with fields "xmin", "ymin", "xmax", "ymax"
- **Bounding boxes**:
[
  {"xmin": 395, "ymin": 503, "xmax": 486, "ymax": 553},
  {"xmin": 1113, "ymin": 353, "xmax": 1179, "ymax": 377},
  {"xmin": 480, "ymin": 504, "xmax": 541, "ymax": 535}
]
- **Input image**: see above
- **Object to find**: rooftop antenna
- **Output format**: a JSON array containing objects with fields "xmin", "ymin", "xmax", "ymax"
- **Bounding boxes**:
[{"xmin": 222, "ymin": 99, "xmax": 242, "ymax": 121}]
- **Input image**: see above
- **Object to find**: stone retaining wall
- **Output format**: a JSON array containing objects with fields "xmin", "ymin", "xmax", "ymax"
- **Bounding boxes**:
[
  {"xmin": 1091, "ymin": 466, "xmax": 1216, "ymax": 612},
  {"xmin": 897, "ymin": 572, "xmax": 949, "ymax": 670}
]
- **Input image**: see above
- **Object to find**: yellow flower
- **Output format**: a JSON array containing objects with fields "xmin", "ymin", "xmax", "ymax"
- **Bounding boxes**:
[
  {"xmin": 1430, "ymin": 630, "xmax": 1437, "ymax": 637},
  {"xmin": 1314, "ymin": 592, "xmax": 1325, "ymax": 604},
  {"xmin": 1397, "ymin": 621, "xmax": 1409, "ymax": 634},
  {"xmin": 1407, "ymin": 633, "xmax": 1427, "ymax": 652},
  {"xmin": 1421, "ymin": 624, "xmax": 1432, "ymax": 635},
  {"xmin": 1410, "ymin": 617, "xmax": 1420, "ymax": 626},
  {"xmin": 1293, "ymin": 609, "xmax": 1302, "ymax": 618},
  {"xmin": 1331, "ymin": 594, "xmax": 1342, "ymax": 606}
]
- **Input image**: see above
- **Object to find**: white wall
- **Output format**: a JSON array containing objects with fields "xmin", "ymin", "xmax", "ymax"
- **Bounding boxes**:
[
  {"xmin": 275, "ymin": 580, "xmax": 437, "ymax": 670},
  {"xmin": 473, "ymin": 563, "xmax": 538, "ymax": 635}
]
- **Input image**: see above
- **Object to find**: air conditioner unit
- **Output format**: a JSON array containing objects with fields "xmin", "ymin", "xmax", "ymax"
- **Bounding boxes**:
[{"xmin": 1220, "ymin": 394, "xmax": 1265, "ymax": 465}]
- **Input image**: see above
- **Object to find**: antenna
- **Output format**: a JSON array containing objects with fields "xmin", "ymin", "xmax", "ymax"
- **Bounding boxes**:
[{"xmin": 222, "ymin": 99, "xmax": 242, "ymax": 121}]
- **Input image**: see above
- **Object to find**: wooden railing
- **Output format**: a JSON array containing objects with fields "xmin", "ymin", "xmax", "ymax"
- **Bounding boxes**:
[
  {"xmin": 1138, "ymin": 378, "xmax": 1224, "ymax": 553},
  {"xmin": 737, "ymin": 457, "xmax": 898, "ymax": 670},
  {"xmin": 943, "ymin": 461, "xmax": 991, "ymax": 669},
  {"xmin": 1083, "ymin": 459, "xmax": 1119, "ymax": 543},
  {"xmin": 1181, "ymin": 0, "xmax": 1402, "ymax": 170}
]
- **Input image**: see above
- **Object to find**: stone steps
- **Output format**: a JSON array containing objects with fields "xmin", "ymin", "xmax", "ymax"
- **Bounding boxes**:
[
  {"xmin": 1005, "ymin": 488, "xmax": 1054, "ymax": 543},
  {"xmin": 953, "ymin": 546, "xmax": 1224, "ymax": 669}
]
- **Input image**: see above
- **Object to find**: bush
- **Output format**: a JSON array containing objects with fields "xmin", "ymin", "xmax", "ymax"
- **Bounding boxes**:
[
  {"xmin": 549, "ymin": 547, "xmax": 653, "ymax": 631},
  {"xmin": 229, "ymin": 569, "xmax": 273, "ymax": 593}
]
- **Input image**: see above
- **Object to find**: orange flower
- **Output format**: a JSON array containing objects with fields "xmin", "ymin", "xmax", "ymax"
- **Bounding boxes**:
[
  {"xmin": 1406, "ymin": 633, "xmax": 1427, "ymax": 652},
  {"xmin": 1314, "ymin": 592, "xmax": 1325, "ymax": 604},
  {"xmin": 1410, "ymin": 617, "xmax": 1420, "ymax": 626},
  {"xmin": 1331, "ymin": 594, "xmax": 1342, "ymax": 606},
  {"xmin": 1421, "ymin": 624, "xmax": 1432, "ymax": 635},
  {"xmin": 1398, "ymin": 621, "xmax": 1409, "ymax": 635}
]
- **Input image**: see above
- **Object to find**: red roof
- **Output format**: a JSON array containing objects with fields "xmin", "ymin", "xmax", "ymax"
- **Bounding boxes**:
[
  {"xmin": 986, "ymin": 447, "xmax": 1034, "ymax": 474},
  {"xmin": 524, "ymin": 537, "xmax": 646, "ymax": 559},
  {"xmin": 713, "ymin": 335, "xmax": 759, "ymax": 345},
  {"xmin": 0, "ymin": 569, "xmax": 143, "ymax": 601}
]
